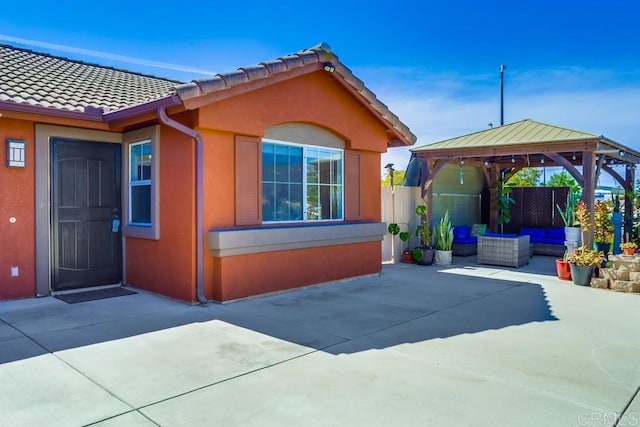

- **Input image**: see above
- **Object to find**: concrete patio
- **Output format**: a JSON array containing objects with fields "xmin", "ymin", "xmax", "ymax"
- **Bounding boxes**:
[{"xmin": 1, "ymin": 256, "xmax": 639, "ymax": 426}]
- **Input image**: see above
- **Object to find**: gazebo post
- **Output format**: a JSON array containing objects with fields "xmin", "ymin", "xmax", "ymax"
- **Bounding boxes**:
[
  {"xmin": 625, "ymin": 165, "xmax": 635, "ymax": 241},
  {"xmin": 582, "ymin": 151, "xmax": 596, "ymax": 247}
]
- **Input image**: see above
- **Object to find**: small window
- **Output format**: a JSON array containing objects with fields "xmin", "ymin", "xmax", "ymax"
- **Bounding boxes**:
[
  {"xmin": 262, "ymin": 139, "xmax": 343, "ymax": 223},
  {"xmin": 123, "ymin": 126, "xmax": 160, "ymax": 239},
  {"xmin": 129, "ymin": 141, "xmax": 152, "ymax": 225}
]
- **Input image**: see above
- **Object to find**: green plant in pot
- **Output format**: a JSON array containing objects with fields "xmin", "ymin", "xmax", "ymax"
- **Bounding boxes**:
[
  {"xmin": 555, "ymin": 250, "xmax": 572, "ymax": 281},
  {"xmin": 556, "ymin": 192, "xmax": 581, "ymax": 249},
  {"xmin": 593, "ymin": 199, "xmax": 613, "ymax": 254},
  {"xmin": 495, "ymin": 177, "xmax": 515, "ymax": 233},
  {"xmin": 387, "ymin": 223, "xmax": 414, "ymax": 263},
  {"xmin": 387, "ymin": 204, "xmax": 434, "ymax": 265},
  {"xmin": 412, "ymin": 205, "xmax": 434, "ymax": 265},
  {"xmin": 567, "ymin": 245, "xmax": 604, "ymax": 286},
  {"xmin": 432, "ymin": 210, "xmax": 454, "ymax": 265}
]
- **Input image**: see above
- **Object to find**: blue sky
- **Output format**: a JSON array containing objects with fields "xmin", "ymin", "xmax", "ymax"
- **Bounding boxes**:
[{"xmin": 1, "ymin": 1, "xmax": 639, "ymax": 184}]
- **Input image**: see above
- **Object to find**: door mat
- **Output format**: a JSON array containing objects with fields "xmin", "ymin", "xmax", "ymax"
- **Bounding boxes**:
[{"xmin": 54, "ymin": 287, "xmax": 137, "ymax": 304}]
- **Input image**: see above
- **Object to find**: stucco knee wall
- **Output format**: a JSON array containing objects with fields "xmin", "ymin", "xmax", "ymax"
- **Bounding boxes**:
[{"xmin": 207, "ymin": 222, "xmax": 385, "ymax": 301}]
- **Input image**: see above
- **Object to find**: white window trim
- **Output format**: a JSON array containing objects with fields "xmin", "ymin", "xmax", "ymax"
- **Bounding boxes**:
[
  {"xmin": 123, "ymin": 126, "xmax": 160, "ymax": 239},
  {"xmin": 128, "ymin": 140, "xmax": 152, "ymax": 226},
  {"xmin": 262, "ymin": 138, "xmax": 344, "ymax": 224}
]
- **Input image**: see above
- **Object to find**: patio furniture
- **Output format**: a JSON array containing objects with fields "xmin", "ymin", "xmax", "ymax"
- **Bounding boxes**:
[
  {"xmin": 452, "ymin": 225, "xmax": 477, "ymax": 256},
  {"xmin": 519, "ymin": 227, "xmax": 566, "ymax": 257},
  {"xmin": 477, "ymin": 234, "xmax": 531, "ymax": 268}
]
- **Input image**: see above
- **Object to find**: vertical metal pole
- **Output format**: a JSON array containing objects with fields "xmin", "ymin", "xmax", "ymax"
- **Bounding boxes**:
[
  {"xmin": 386, "ymin": 164, "xmax": 396, "ymax": 263},
  {"xmin": 500, "ymin": 64, "xmax": 507, "ymax": 126}
]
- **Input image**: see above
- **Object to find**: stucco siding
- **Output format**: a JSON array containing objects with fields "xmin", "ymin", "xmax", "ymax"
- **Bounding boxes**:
[
  {"xmin": 196, "ymin": 72, "xmax": 389, "ymax": 153},
  {"xmin": 0, "ymin": 118, "xmax": 35, "ymax": 299},
  {"xmin": 211, "ymin": 241, "xmax": 381, "ymax": 301},
  {"xmin": 124, "ymin": 125, "xmax": 196, "ymax": 302}
]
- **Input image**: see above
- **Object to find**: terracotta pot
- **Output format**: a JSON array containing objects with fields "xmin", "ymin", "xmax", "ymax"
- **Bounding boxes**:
[
  {"xmin": 555, "ymin": 259, "xmax": 571, "ymax": 280},
  {"xmin": 623, "ymin": 248, "xmax": 635, "ymax": 256},
  {"xmin": 401, "ymin": 250, "xmax": 414, "ymax": 263}
]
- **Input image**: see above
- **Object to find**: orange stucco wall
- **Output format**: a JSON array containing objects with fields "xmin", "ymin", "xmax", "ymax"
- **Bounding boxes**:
[
  {"xmin": 212, "ymin": 241, "xmax": 382, "ymax": 301},
  {"xmin": 197, "ymin": 72, "xmax": 390, "ymax": 153},
  {"xmin": 0, "ymin": 70, "xmax": 393, "ymax": 304},
  {"xmin": 198, "ymin": 72, "xmax": 387, "ymax": 228},
  {"xmin": 0, "ymin": 118, "xmax": 35, "ymax": 299},
  {"xmin": 359, "ymin": 151, "xmax": 382, "ymax": 221},
  {"xmin": 124, "ymin": 125, "xmax": 197, "ymax": 302},
  {"xmin": 199, "ymin": 71, "xmax": 389, "ymax": 302}
]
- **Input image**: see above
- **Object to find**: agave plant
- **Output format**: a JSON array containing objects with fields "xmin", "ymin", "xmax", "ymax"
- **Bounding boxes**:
[{"xmin": 556, "ymin": 192, "xmax": 578, "ymax": 227}]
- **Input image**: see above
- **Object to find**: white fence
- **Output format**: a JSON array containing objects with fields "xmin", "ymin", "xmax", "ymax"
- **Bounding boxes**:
[
  {"xmin": 381, "ymin": 186, "xmax": 482, "ymax": 263},
  {"xmin": 381, "ymin": 186, "xmax": 423, "ymax": 263}
]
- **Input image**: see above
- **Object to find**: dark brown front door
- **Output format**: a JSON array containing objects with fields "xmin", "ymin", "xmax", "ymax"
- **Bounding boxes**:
[{"xmin": 51, "ymin": 139, "xmax": 122, "ymax": 291}]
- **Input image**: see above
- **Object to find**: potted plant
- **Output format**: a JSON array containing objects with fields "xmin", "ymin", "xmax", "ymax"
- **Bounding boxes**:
[
  {"xmin": 496, "ymin": 177, "xmax": 515, "ymax": 233},
  {"xmin": 412, "ymin": 205, "xmax": 434, "ymax": 265},
  {"xmin": 387, "ymin": 204, "xmax": 434, "ymax": 265},
  {"xmin": 574, "ymin": 200, "xmax": 592, "ymax": 245},
  {"xmin": 593, "ymin": 199, "xmax": 613, "ymax": 254},
  {"xmin": 387, "ymin": 223, "xmax": 414, "ymax": 263},
  {"xmin": 555, "ymin": 250, "xmax": 572, "ymax": 280},
  {"xmin": 556, "ymin": 192, "xmax": 581, "ymax": 247},
  {"xmin": 620, "ymin": 241, "xmax": 637, "ymax": 256},
  {"xmin": 432, "ymin": 210, "xmax": 453, "ymax": 265},
  {"xmin": 567, "ymin": 245, "xmax": 604, "ymax": 286}
]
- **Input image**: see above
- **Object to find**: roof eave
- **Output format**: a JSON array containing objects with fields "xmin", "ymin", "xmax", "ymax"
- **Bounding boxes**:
[
  {"xmin": 0, "ymin": 100, "xmax": 104, "ymax": 122},
  {"xmin": 102, "ymin": 95, "xmax": 182, "ymax": 122},
  {"xmin": 330, "ymin": 63, "xmax": 416, "ymax": 147},
  {"xmin": 413, "ymin": 138, "xmax": 603, "ymax": 158},
  {"xmin": 173, "ymin": 43, "xmax": 416, "ymax": 147},
  {"xmin": 412, "ymin": 136, "xmax": 606, "ymax": 153}
]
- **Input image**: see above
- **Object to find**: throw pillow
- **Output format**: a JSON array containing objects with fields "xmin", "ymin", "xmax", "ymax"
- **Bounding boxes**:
[{"xmin": 470, "ymin": 223, "xmax": 487, "ymax": 237}]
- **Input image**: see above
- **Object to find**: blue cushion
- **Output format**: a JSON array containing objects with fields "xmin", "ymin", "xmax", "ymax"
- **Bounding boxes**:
[
  {"xmin": 520, "ymin": 227, "xmax": 546, "ymax": 239},
  {"xmin": 455, "ymin": 237, "xmax": 477, "ymax": 244},
  {"xmin": 453, "ymin": 226, "xmax": 470, "ymax": 239},
  {"xmin": 546, "ymin": 228, "xmax": 565, "ymax": 240},
  {"xmin": 520, "ymin": 228, "xmax": 547, "ymax": 243},
  {"xmin": 484, "ymin": 232, "xmax": 518, "ymax": 238}
]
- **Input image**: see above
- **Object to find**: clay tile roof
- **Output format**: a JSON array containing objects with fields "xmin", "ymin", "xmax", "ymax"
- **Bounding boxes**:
[
  {"xmin": 175, "ymin": 42, "xmax": 416, "ymax": 146},
  {"xmin": 0, "ymin": 42, "xmax": 416, "ymax": 145},
  {"xmin": 0, "ymin": 44, "xmax": 180, "ymax": 113}
]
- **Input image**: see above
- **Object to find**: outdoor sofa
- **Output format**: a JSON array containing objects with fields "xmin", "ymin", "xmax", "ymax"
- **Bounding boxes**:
[
  {"xmin": 452, "ymin": 225, "xmax": 477, "ymax": 256},
  {"xmin": 519, "ymin": 227, "xmax": 566, "ymax": 257},
  {"xmin": 452, "ymin": 224, "xmax": 487, "ymax": 256}
]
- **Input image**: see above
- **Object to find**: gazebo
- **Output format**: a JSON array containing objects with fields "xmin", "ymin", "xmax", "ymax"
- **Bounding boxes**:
[{"xmin": 409, "ymin": 119, "xmax": 640, "ymax": 246}]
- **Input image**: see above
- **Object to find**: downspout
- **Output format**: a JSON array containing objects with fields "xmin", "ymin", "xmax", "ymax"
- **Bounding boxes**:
[{"xmin": 157, "ymin": 107, "xmax": 207, "ymax": 305}]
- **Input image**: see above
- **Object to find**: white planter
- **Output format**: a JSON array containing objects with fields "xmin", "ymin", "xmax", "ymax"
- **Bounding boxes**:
[
  {"xmin": 434, "ymin": 250, "xmax": 453, "ymax": 265},
  {"xmin": 564, "ymin": 227, "xmax": 581, "ymax": 245}
]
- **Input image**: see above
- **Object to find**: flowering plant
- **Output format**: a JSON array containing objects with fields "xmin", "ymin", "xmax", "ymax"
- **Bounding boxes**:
[
  {"xmin": 574, "ymin": 201, "xmax": 591, "ymax": 231},
  {"xmin": 593, "ymin": 200, "xmax": 613, "ymax": 242},
  {"xmin": 620, "ymin": 242, "xmax": 637, "ymax": 250},
  {"xmin": 567, "ymin": 245, "xmax": 604, "ymax": 267}
]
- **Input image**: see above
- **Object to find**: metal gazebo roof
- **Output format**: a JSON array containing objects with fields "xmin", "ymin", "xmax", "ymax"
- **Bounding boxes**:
[{"xmin": 408, "ymin": 119, "xmax": 639, "ymax": 245}]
